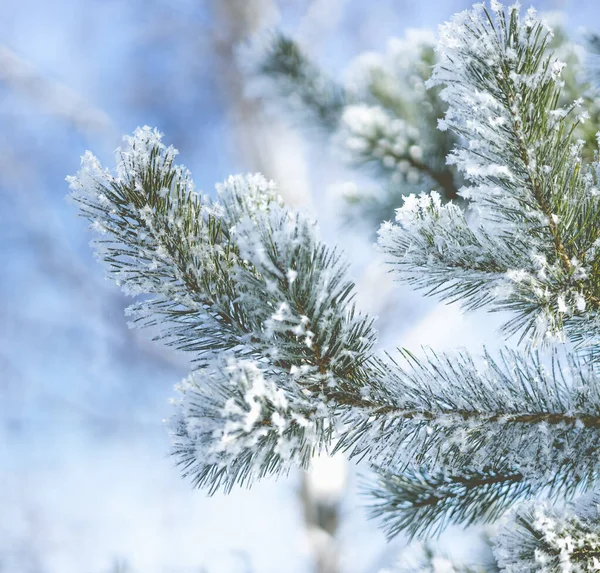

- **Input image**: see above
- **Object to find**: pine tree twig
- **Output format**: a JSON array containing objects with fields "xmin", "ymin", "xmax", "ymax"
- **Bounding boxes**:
[
  {"xmin": 495, "ymin": 492, "xmax": 600, "ymax": 572},
  {"xmin": 379, "ymin": 2, "xmax": 600, "ymax": 345}
]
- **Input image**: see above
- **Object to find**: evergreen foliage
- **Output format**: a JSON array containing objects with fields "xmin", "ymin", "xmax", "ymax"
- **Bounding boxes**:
[
  {"xmin": 495, "ymin": 494, "xmax": 600, "ymax": 572},
  {"xmin": 68, "ymin": 2, "xmax": 600, "ymax": 571},
  {"xmin": 247, "ymin": 28, "xmax": 461, "ymax": 225}
]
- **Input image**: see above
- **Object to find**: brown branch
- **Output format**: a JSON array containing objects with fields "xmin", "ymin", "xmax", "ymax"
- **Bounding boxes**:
[
  {"xmin": 407, "ymin": 157, "xmax": 459, "ymax": 201},
  {"xmin": 327, "ymin": 389, "xmax": 600, "ymax": 429}
]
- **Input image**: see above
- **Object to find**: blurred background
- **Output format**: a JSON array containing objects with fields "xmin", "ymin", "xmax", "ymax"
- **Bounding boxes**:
[{"xmin": 0, "ymin": 0, "xmax": 597, "ymax": 572}]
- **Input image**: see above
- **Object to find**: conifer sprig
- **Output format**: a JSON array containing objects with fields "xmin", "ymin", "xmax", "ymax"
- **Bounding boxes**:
[
  {"xmin": 338, "ymin": 348, "xmax": 600, "ymax": 491},
  {"xmin": 368, "ymin": 466, "xmax": 531, "ymax": 540},
  {"xmin": 378, "ymin": 2, "xmax": 600, "ymax": 346},
  {"xmin": 68, "ymin": 127, "xmax": 377, "ymax": 374},
  {"xmin": 494, "ymin": 493, "xmax": 600, "ymax": 572},
  {"xmin": 68, "ymin": 127, "xmax": 381, "ymax": 490}
]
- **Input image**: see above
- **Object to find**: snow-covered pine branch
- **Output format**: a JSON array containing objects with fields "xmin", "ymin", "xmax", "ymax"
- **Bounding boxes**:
[
  {"xmin": 67, "ymin": 127, "xmax": 377, "ymax": 372},
  {"xmin": 170, "ymin": 358, "xmax": 323, "ymax": 493},
  {"xmin": 67, "ymin": 126, "xmax": 383, "ymax": 490},
  {"xmin": 339, "ymin": 348, "xmax": 600, "ymax": 498},
  {"xmin": 68, "ymin": 127, "xmax": 600, "ymax": 517},
  {"xmin": 378, "ymin": 2, "xmax": 600, "ymax": 349},
  {"xmin": 368, "ymin": 465, "xmax": 533, "ymax": 541},
  {"xmin": 494, "ymin": 493, "xmax": 600, "ymax": 572},
  {"xmin": 67, "ymin": 2, "xmax": 600, "ymax": 566}
]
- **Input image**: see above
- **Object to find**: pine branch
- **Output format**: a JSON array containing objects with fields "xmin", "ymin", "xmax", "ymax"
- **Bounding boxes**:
[
  {"xmin": 68, "ymin": 126, "xmax": 381, "ymax": 490},
  {"xmin": 367, "ymin": 461, "xmax": 591, "ymax": 542},
  {"xmin": 247, "ymin": 32, "xmax": 347, "ymax": 130},
  {"xmin": 170, "ymin": 358, "xmax": 325, "ymax": 493},
  {"xmin": 494, "ymin": 493, "xmax": 600, "ymax": 572},
  {"xmin": 68, "ymin": 127, "xmax": 377, "ymax": 372},
  {"xmin": 378, "ymin": 3, "xmax": 600, "ymax": 346},
  {"xmin": 368, "ymin": 466, "xmax": 531, "ymax": 540},
  {"xmin": 67, "ymin": 131, "xmax": 263, "ymax": 356},
  {"xmin": 336, "ymin": 348, "xmax": 600, "ymax": 493}
]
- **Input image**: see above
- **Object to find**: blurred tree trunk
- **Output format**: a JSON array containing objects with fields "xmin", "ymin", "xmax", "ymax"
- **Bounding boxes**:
[{"xmin": 211, "ymin": 0, "xmax": 311, "ymax": 207}]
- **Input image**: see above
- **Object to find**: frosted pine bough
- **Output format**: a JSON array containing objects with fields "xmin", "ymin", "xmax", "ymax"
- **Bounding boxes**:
[
  {"xmin": 245, "ymin": 21, "xmax": 460, "ymax": 225},
  {"xmin": 68, "ymin": 3, "xmax": 600, "ymax": 572}
]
